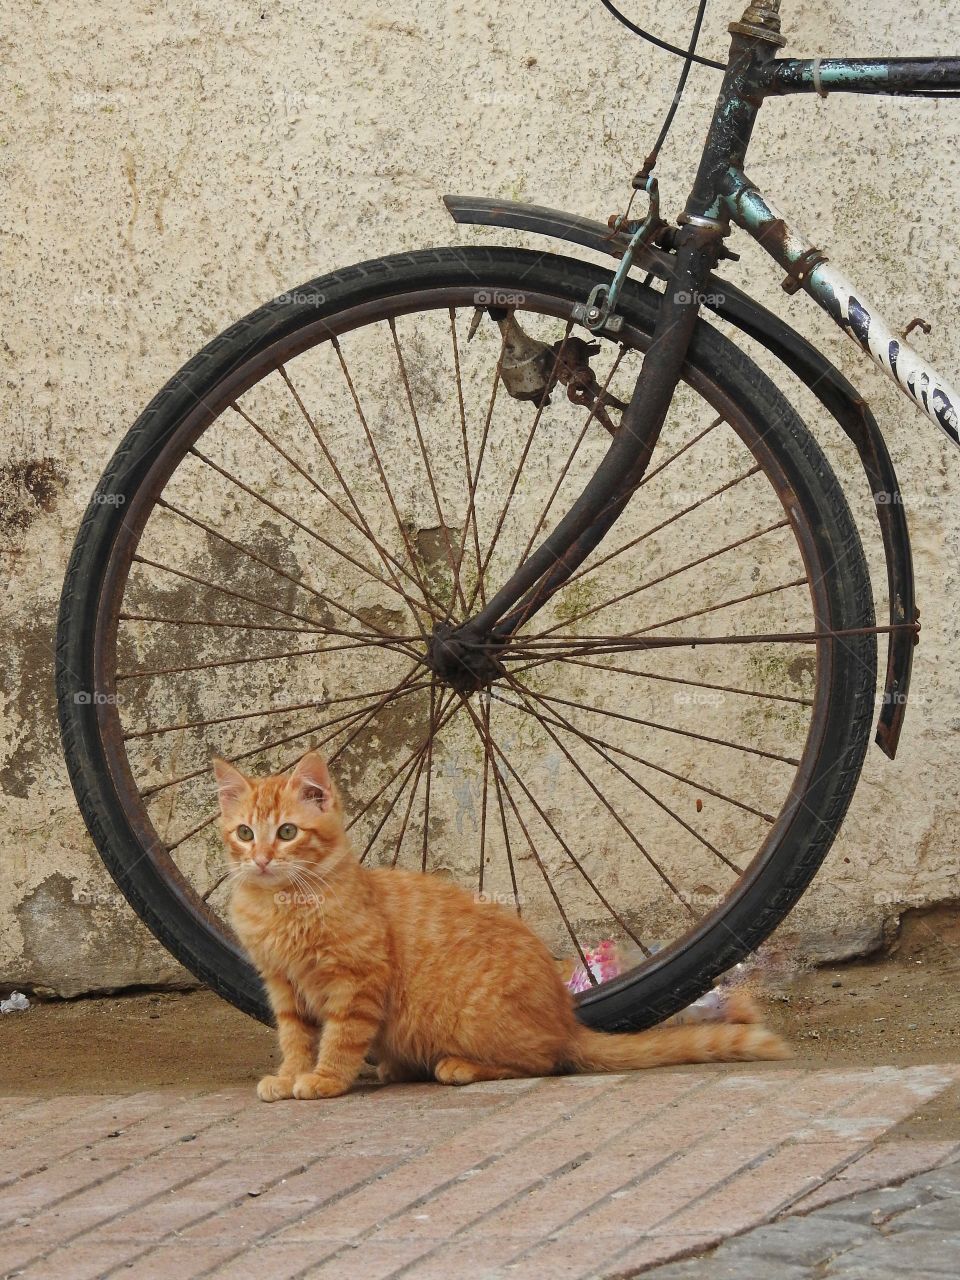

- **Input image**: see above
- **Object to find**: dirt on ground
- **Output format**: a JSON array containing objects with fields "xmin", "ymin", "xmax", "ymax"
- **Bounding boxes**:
[{"xmin": 2, "ymin": 906, "xmax": 958, "ymax": 1140}]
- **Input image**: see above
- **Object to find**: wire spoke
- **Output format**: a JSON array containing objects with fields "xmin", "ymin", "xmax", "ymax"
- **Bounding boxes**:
[
  {"xmin": 470, "ymin": 321, "xmax": 574, "ymax": 605},
  {"xmin": 325, "ymin": 343, "xmax": 438, "ymax": 613},
  {"xmin": 477, "ymin": 691, "xmax": 522, "ymax": 913},
  {"xmin": 527, "ymin": 465, "xmax": 765, "ymax": 639},
  {"xmin": 131, "ymin": 553, "xmax": 408, "ymax": 651},
  {"xmin": 390, "ymin": 737, "xmax": 432, "ymax": 869},
  {"xmin": 503, "ymin": 680, "xmax": 683, "ymax": 934},
  {"xmin": 116, "ymin": 637, "xmax": 391, "ymax": 682},
  {"xmin": 358, "ymin": 732, "xmax": 432, "ymax": 866},
  {"xmin": 119, "ymin": 612, "xmax": 325, "ymax": 636},
  {"xmin": 420, "ymin": 676, "xmax": 438, "ymax": 872},
  {"xmin": 458, "ymin": 692, "xmax": 591, "ymax": 974},
  {"xmin": 155, "ymin": 499, "xmax": 419, "ymax": 659},
  {"xmin": 449, "ymin": 308, "xmax": 486, "ymax": 611},
  {"xmin": 535, "ymin": 516, "xmax": 787, "ymax": 640},
  {"xmin": 229, "ymin": 398, "xmax": 441, "ymax": 623},
  {"xmin": 505, "ymin": 674, "xmax": 747, "ymax": 875},
  {"xmin": 528, "ymin": 687, "xmax": 800, "ymax": 767},
  {"xmin": 164, "ymin": 667, "xmax": 425, "ymax": 851},
  {"xmin": 188, "ymin": 445, "xmax": 430, "ymax": 624},
  {"xmin": 557, "ymin": 654, "xmax": 814, "ymax": 707},
  {"xmin": 458, "ymin": 691, "xmax": 651, "ymax": 952},
  {"xmin": 201, "ymin": 871, "xmax": 231, "ymax": 903},
  {"xmin": 500, "ymin": 621, "xmax": 909, "ymax": 660},
  {"xmin": 388, "ymin": 318, "xmax": 468, "ymax": 616},
  {"xmin": 632, "ymin": 577, "xmax": 809, "ymax": 638},
  {"xmin": 124, "ymin": 681, "xmax": 429, "ymax": 742},
  {"xmin": 153, "ymin": 664, "xmax": 424, "ymax": 805},
  {"xmin": 495, "ymin": 683, "xmax": 773, "ymax": 822},
  {"xmin": 451, "ymin": 328, "xmax": 508, "ymax": 611},
  {"xmin": 345, "ymin": 689, "xmax": 460, "ymax": 832}
]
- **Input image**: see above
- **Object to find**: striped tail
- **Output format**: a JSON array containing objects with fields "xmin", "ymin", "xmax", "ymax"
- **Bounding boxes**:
[{"xmin": 567, "ymin": 1021, "xmax": 791, "ymax": 1072}]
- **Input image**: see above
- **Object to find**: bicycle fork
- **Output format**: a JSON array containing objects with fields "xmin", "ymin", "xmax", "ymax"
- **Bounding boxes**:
[{"xmin": 428, "ymin": 8, "xmax": 783, "ymax": 681}]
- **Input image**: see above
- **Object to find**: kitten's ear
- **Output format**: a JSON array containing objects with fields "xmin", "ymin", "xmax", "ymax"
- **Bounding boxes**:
[
  {"xmin": 289, "ymin": 751, "xmax": 335, "ymax": 812},
  {"xmin": 212, "ymin": 758, "xmax": 252, "ymax": 811}
]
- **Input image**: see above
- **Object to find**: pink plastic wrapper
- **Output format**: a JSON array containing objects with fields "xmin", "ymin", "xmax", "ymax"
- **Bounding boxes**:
[
  {"xmin": 565, "ymin": 939, "xmax": 622, "ymax": 994},
  {"xmin": 565, "ymin": 942, "xmax": 752, "ymax": 1025}
]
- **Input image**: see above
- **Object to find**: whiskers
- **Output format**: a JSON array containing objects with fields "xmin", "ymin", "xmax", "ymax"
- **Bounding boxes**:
[
  {"xmin": 275, "ymin": 858, "xmax": 344, "ymax": 928},
  {"xmin": 220, "ymin": 854, "xmax": 344, "ymax": 931}
]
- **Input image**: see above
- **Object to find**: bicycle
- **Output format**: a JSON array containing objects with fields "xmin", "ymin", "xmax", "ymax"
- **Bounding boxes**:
[{"xmin": 56, "ymin": 1, "xmax": 960, "ymax": 1032}]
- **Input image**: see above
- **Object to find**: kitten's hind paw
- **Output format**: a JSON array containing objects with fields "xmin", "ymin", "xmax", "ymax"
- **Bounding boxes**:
[
  {"xmin": 256, "ymin": 1074, "xmax": 296, "ymax": 1102},
  {"xmin": 293, "ymin": 1071, "xmax": 350, "ymax": 1099}
]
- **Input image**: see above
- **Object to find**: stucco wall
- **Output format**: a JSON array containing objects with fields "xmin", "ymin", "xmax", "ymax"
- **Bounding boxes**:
[{"xmin": 4, "ymin": 0, "xmax": 959, "ymax": 996}]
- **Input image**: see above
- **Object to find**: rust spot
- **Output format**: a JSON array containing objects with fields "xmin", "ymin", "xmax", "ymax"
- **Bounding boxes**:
[{"xmin": 0, "ymin": 457, "xmax": 66, "ymax": 542}]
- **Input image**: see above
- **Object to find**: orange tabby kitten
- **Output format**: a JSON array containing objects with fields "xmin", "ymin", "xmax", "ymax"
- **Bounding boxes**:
[{"xmin": 214, "ymin": 751, "xmax": 789, "ymax": 1101}]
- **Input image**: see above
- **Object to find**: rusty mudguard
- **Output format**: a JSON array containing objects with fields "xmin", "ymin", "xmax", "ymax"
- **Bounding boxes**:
[{"xmin": 444, "ymin": 195, "xmax": 916, "ymax": 759}]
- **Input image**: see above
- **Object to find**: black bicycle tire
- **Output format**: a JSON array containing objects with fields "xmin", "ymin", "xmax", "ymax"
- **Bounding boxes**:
[{"xmin": 56, "ymin": 246, "xmax": 876, "ymax": 1029}]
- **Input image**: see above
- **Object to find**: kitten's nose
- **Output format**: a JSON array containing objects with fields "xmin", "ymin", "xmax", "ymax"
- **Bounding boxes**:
[{"xmin": 252, "ymin": 853, "xmax": 272, "ymax": 872}]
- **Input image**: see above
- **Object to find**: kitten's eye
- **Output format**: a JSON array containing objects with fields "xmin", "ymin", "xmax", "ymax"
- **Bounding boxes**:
[
  {"xmin": 235, "ymin": 824, "xmax": 254, "ymax": 842},
  {"xmin": 277, "ymin": 823, "xmax": 298, "ymax": 840}
]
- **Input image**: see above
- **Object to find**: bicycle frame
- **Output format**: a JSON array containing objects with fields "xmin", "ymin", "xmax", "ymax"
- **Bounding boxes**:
[{"xmin": 441, "ymin": 1, "xmax": 958, "ymax": 750}]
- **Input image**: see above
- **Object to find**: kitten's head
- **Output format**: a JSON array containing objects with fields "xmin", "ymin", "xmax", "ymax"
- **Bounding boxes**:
[{"xmin": 212, "ymin": 751, "xmax": 347, "ymax": 885}]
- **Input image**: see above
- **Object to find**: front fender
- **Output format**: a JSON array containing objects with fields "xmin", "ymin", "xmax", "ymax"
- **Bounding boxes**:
[{"xmin": 444, "ymin": 194, "xmax": 916, "ymax": 758}]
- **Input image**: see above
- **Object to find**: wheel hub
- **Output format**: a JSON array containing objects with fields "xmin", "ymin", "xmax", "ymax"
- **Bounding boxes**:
[{"xmin": 426, "ymin": 623, "xmax": 504, "ymax": 694}]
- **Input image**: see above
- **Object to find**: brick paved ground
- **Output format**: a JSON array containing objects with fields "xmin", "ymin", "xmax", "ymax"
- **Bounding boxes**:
[{"xmin": 0, "ymin": 1064, "xmax": 957, "ymax": 1279}]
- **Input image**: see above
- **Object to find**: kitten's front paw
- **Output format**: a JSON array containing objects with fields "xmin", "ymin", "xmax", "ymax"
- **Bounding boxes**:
[
  {"xmin": 293, "ymin": 1071, "xmax": 350, "ymax": 1099},
  {"xmin": 257, "ymin": 1074, "xmax": 296, "ymax": 1102}
]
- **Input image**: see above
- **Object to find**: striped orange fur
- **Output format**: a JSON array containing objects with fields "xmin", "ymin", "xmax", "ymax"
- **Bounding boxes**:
[{"xmin": 213, "ymin": 751, "xmax": 790, "ymax": 1101}]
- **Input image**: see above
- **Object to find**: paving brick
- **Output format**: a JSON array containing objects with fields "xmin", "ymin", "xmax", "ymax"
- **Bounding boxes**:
[
  {"xmin": 274, "ymin": 1073, "xmax": 627, "ymax": 1244},
  {"xmin": 0, "ymin": 1090, "xmax": 193, "ymax": 1189},
  {"xmin": 663, "ymin": 1139, "xmax": 866, "ymax": 1235},
  {"xmin": 244, "ymin": 1236, "xmax": 433, "ymax": 1280},
  {"xmin": 884, "ymin": 1194, "xmax": 960, "ymax": 1233},
  {"xmin": 0, "ymin": 1095, "xmax": 109, "ymax": 1152},
  {"xmin": 0, "ymin": 1093, "xmax": 250, "ymax": 1228},
  {"xmin": 789, "ymin": 1140, "xmax": 960, "ymax": 1215},
  {"xmin": 790, "ymin": 1065, "xmax": 960, "ymax": 1144}
]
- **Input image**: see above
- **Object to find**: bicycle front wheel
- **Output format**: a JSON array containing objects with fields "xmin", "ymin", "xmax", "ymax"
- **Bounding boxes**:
[{"xmin": 56, "ymin": 247, "xmax": 876, "ymax": 1028}]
